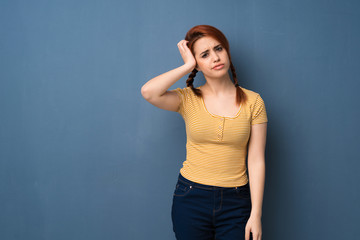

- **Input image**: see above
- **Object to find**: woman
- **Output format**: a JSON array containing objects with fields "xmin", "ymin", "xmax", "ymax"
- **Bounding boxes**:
[{"xmin": 141, "ymin": 25, "xmax": 268, "ymax": 240}]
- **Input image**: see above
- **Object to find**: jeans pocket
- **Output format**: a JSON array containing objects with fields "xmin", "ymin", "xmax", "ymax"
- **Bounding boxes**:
[
  {"xmin": 173, "ymin": 180, "xmax": 192, "ymax": 197},
  {"xmin": 235, "ymin": 183, "xmax": 251, "ymax": 199}
]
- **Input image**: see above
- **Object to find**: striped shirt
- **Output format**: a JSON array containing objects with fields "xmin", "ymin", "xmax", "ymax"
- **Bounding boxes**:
[{"xmin": 172, "ymin": 86, "xmax": 268, "ymax": 187}]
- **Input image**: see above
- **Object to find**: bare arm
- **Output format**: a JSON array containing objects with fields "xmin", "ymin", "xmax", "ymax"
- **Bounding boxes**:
[
  {"xmin": 141, "ymin": 40, "xmax": 196, "ymax": 112},
  {"xmin": 245, "ymin": 122, "xmax": 267, "ymax": 240},
  {"xmin": 247, "ymin": 122, "xmax": 267, "ymax": 217}
]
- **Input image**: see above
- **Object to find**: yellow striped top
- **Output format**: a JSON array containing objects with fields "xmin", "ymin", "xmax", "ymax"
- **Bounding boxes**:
[{"xmin": 172, "ymin": 86, "xmax": 268, "ymax": 187}]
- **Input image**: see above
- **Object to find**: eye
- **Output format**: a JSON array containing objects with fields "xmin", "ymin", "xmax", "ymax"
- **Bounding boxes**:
[
  {"xmin": 216, "ymin": 46, "xmax": 223, "ymax": 51},
  {"xmin": 201, "ymin": 53, "xmax": 208, "ymax": 58}
]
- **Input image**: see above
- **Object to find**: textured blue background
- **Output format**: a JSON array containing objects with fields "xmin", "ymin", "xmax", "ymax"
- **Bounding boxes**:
[{"xmin": 1, "ymin": 0, "xmax": 359, "ymax": 239}]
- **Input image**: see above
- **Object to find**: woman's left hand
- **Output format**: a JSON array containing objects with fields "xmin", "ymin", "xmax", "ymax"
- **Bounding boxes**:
[{"xmin": 245, "ymin": 214, "xmax": 262, "ymax": 240}]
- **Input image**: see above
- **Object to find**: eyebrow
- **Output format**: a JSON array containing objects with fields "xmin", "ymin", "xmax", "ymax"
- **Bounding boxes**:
[{"xmin": 200, "ymin": 44, "xmax": 222, "ymax": 56}]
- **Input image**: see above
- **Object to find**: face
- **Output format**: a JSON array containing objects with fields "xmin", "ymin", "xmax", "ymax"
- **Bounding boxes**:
[{"xmin": 192, "ymin": 36, "xmax": 230, "ymax": 78}]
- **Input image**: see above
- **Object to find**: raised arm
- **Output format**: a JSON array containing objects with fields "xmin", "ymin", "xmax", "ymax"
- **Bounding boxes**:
[{"xmin": 140, "ymin": 40, "xmax": 196, "ymax": 112}]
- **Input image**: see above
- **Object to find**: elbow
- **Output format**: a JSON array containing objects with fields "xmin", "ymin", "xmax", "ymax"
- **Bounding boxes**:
[
  {"xmin": 248, "ymin": 156, "xmax": 265, "ymax": 164},
  {"xmin": 141, "ymin": 85, "xmax": 151, "ymax": 100}
]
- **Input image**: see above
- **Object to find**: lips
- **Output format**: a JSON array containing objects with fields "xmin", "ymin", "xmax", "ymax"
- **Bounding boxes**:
[{"xmin": 213, "ymin": 64, "xmax": 224, "ymax": 69}]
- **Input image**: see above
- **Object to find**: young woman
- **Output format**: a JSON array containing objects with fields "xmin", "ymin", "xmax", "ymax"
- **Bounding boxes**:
[{"xmin": 141, "ymin": 25, "xmax": 268, "ymax": 240}]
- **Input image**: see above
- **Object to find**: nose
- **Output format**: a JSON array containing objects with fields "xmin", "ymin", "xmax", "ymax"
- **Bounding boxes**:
[{"xmin": 212, "ymin": 51, "xmax": 220, "ymax": 62}]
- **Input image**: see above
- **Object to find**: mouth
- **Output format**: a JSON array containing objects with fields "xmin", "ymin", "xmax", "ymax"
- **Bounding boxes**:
[{"xmin": 213, "ymin": 64, "xmax": 224, "ymax": 70}]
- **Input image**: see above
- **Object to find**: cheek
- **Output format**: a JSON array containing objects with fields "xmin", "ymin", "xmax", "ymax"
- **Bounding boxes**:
[
  {"xmin": 222, "ymin": 52, "xmax": 230, "ymax": 61},
  {"xmin": 196, "ymin": 60, "xmax": 207, "ymax": 69}
]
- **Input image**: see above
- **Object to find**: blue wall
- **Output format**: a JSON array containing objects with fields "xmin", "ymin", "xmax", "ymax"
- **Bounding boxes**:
[{"xmin": 1, "ymin": 0, "xmax": 359, "ymax": 239}]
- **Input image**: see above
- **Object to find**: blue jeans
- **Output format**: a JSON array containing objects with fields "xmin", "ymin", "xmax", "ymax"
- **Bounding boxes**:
[{"xmin": 171, "ymin": 173, "xmax": 253, "ymax": 240}]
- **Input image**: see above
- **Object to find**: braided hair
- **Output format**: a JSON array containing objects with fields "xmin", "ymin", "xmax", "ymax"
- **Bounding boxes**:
[{"xmin": 186, "ymin": 69, "xmax": 201, "ymax": 96}]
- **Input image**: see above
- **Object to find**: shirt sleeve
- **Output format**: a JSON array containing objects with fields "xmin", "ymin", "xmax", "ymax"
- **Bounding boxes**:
[
  {"xmin": 171, "ymin": 87, "xmax": 187, "ymax": 117},
  {"xmin": 251, "ymin": 94, "xmax": 268, "ymax": 125}
]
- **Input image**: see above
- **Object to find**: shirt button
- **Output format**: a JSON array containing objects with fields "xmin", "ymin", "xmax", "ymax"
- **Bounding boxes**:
[
  {"xmin": 219, "ymin": 126, "xmax": 222, "ymax": 129},
  {"xmin": 218, "ymin": 134, "xmax": 221, "ymax": 137}
]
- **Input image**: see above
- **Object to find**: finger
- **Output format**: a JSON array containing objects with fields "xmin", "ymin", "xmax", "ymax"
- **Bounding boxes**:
[
  {"xmin": 245, "ymin": 229, "xmax": 250, "ymax": 240},
  {"xmin": 178, "ymin": 40, "xmax": 185, "ymax": 47},
  {"xmin": 180, "ymin": 40, "xmax": 186, "ymax": 45},
  {"xmin": 181, "ymin": 40, "xmax": 188, "ymax": 51},
  {"xmin": 184, "ymin": 44, "xmax": 191, "ymax": 54},
  {"xmin": 182, "ymin": 41, "xmax": 192, "ymax": 55},
  {"xmin": 178, "ymin": 42, "xmax": 184, "ymax": 52},
  {"xmin": 180, "ymin": 43, "xmax": 191, "ymax": 58}
]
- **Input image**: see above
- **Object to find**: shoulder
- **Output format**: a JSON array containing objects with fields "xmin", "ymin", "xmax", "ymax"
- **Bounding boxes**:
[
  {"xmin": 239, "ymin": 86, "xmax": 268, "ymax": 114},
  {"xmin": 173, "ymin": 86, "xmax": 191, "ymax": 92},
  {"xmin": 173, "ymin": 86, "xmax": 199, "ymax": 96},
  {"xmin": 239, "ymin": 86, "xmax": 261, "ymax": 101}
]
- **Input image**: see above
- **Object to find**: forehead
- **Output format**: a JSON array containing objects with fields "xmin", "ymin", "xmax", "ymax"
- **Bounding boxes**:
[{"xmin": 193, "ymin": 36, "xmax": 221, "ymax": 54}]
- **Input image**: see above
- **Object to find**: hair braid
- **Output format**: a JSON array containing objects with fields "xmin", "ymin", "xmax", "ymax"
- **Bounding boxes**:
[
  {"xmin": 230, "ymin": 62, "xmax": 239, "ymax": 87},
  {"xmin": 186, "ymin": 69, "xmax": 202, "ymax": 97},
  {"xmin": 230, "ymin": 61, "xmax": 247, "ymax": 105}
]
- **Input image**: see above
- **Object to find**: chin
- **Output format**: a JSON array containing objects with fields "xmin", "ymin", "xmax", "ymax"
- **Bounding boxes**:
[{"xmin": 209, "ymin": 72, "xmax": 228, "ymax": 79}]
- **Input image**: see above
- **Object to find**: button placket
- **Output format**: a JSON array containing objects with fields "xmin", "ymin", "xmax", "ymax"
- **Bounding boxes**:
[{"xmin": 217, "ymin": 118, "xmax": 225, "ymax": 141}]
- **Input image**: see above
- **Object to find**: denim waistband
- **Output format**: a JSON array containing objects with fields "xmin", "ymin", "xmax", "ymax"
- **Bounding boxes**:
[{"xmin": 178, "ymin": 172, "xmax": 248, "ymax": 190}]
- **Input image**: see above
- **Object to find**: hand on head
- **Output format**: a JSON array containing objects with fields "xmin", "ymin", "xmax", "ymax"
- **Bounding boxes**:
[{"xmin": 177, "ymin": 40, "xmax": 197, "ymax": 70}]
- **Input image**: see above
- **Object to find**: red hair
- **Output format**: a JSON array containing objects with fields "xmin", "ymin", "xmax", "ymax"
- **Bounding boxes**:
[{"xmin": 184, "ymin": 25, "xmax": 247, "ymax": 106}]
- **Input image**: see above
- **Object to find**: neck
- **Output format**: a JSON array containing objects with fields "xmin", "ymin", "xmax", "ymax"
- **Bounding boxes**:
[{"xmin": 202, "ymin": 74, "xmax": 235, "ymax": 97}]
